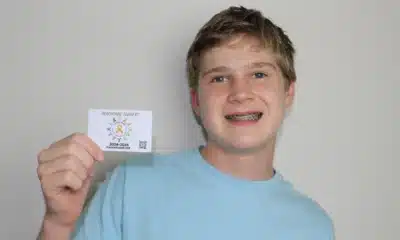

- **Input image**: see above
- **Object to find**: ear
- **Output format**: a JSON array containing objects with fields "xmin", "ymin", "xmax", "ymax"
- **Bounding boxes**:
[
  {"xmin": 284, "ymin": 81, "xmax": 295, "ymax": 109},
  {"xmin": 190, "ymin": 88, "xmax": 200, "ymax": 116}
]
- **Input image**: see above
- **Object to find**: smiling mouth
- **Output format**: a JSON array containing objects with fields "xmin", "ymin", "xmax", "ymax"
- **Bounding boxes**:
[{"xmin": 225, "ymin": 112, "xmax": 263, "ymax": 121}]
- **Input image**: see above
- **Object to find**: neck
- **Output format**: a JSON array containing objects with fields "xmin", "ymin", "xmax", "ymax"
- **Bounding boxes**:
[{"xmin": 200, "ymin": 138, "xmax": 276, "ymax": 181}]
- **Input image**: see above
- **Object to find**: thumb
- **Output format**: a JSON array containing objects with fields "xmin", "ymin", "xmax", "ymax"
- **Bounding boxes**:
[
  {"xmin": 80, "ymin": 168, "xmax": 95, "ymax": 195},
  {"xmin": 81, "ymin": 175, "xmax": 94, "ymax": 194}
]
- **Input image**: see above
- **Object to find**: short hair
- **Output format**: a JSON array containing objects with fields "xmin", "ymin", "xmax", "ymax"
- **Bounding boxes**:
[{"xmin": 186, "ymin": 6, "xmax": 296, "ymax": 89}]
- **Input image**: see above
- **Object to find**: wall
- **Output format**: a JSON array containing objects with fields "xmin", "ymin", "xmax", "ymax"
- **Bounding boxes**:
[{"xmin": 0, "ymin": 0, "xmax": 398, "ymax": 239}]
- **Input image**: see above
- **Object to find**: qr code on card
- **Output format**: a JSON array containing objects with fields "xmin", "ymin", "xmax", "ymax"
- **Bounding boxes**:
[{"xmin": 139, "ymin": 140, "xmax": 147, "ymax": 149}]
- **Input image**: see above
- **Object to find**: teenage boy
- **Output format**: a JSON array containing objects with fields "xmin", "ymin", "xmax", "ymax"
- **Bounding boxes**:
[{"xmin": 37, "ymin": 6, "xmax": 334, "ymax": 240}]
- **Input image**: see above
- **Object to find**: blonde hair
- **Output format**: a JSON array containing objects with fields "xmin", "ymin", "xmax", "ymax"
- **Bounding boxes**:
[{"xmin": 186, "ymin": 6, "xmax": 296, "ymax": 89}]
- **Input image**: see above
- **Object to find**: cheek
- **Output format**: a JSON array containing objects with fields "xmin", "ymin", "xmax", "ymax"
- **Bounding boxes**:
[
  {"xmin": 197, "ymin": 90, "xmax": 224, "ymax": 119},
  {"xmin": 254, "ymin": 86, "xmax": 287, "ymax": 110},
  {"xmin": 198, "ymin": 87, "xmax": 224, "ymax": 104},
  {"xmin": 254, "ymin": 77, "xmax": 281, "ymax": 90}
]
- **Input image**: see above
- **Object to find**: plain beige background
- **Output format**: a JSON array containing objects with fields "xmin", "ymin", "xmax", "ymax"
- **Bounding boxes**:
[{"xmin": 0, "ymin": 0, "xmax": 398, "ymax": 239}]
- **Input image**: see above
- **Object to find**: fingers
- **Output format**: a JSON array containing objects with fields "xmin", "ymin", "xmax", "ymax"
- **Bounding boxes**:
[
  {"xmin": 69, "ymin": 133, "xmax": 104, "ymax": 161},
  {"xmin": 37, "ymin": 133, "xmax": 102, "ymax": 193},
  {"xmin": 41, "ymin": 170, "xmax": 86, "ymax": 191},
  {"xmin": 46, "ymin": 133, "xmax": 103, "ymax": 162},
  {"xmin": 37, "ymin": 155, "xmax": 90, "ymax": 182},
  {"xmin": 38, "ymin": 142, "xmax": 95, "ymax": 170}
]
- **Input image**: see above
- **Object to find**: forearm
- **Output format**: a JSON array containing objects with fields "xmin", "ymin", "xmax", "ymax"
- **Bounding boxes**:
[{"xmin": 37, "ymin": 218, "xmax": 73, "ymax": 240}]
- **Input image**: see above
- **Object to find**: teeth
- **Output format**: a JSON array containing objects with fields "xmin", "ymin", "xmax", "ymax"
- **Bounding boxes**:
[{"xmin": 225, "ymin": 112, "xmax": 262, "ymax": 121}]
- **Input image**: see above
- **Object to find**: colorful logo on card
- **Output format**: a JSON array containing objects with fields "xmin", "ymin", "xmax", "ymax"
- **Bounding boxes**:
[{"xmin": 107, "ymin": 117, "xmax": 132, "ymax": 142}]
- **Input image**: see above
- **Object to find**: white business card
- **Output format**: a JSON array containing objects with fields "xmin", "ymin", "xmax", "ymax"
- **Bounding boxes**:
[{"xmin": 88, "ymin": 109, "xmax": 152, "ymax": 152}]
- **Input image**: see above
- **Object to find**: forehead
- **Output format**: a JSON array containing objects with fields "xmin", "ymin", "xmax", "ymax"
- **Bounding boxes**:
[{"xmin": 199, "ymin": 35, "xmax": 278, "ymax": 72}]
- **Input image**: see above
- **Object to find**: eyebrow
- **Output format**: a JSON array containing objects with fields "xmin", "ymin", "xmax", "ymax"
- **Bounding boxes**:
[
  {"xmin": 201, "ymin": 61, "xmax": 277, "ymax": 77},
  {"xmin": 250, "ymin": 61, "xmax": 277, "ymax": 70}
]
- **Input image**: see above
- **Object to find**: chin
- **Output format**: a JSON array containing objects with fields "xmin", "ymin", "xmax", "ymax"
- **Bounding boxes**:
[
  {"xmin": 219, "ymin": 135, "xmax": 272, "ymax": 154},
  {"xmin": 233, "ymin": 139, "xmax": 266, "ymax": 149}
]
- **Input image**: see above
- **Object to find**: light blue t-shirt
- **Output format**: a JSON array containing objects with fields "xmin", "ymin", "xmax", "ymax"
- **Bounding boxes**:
[{"xmin": 72, "ymin": 147, "xmax": 335, "ymax": 239}]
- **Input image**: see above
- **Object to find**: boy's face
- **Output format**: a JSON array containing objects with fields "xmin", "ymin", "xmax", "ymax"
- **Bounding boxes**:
[{"xmin": 191, "ymin": 35, "xmax": 295, "ymax": 153}]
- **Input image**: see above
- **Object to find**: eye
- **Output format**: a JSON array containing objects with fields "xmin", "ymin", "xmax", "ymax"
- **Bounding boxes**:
[
  {"xmin": 211, "ymin": 76, "xmax": 227, "ymax": 83},
  {"xmin": 253, "ymin": 72, "xmax": 267, "ymax": 79}
]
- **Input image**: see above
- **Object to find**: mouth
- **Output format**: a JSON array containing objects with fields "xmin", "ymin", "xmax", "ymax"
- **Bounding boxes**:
[{"xmin": 225, "ymin": 111, "xmax": 263, "ymax": 122}]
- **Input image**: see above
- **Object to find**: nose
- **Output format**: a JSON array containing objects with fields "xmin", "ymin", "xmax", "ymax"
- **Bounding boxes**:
[{"xmin": 227, "ymin": 78, "xmax": 254, "ymax": 103}]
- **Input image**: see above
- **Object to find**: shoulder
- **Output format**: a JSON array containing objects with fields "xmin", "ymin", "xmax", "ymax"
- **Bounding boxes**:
[{"xmin": 273, "ymin": 174, "xmax": 335, "ymax": 238}]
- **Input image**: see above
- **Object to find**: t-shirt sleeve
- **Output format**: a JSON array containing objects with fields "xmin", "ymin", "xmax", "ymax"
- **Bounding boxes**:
[
  {"xmin": 70, "ymin": 163, "xmax": 126, "ymax": 240},
  {"xmin": 310, "ymin": 213, "xmax": 336, "ymax": 240}
]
